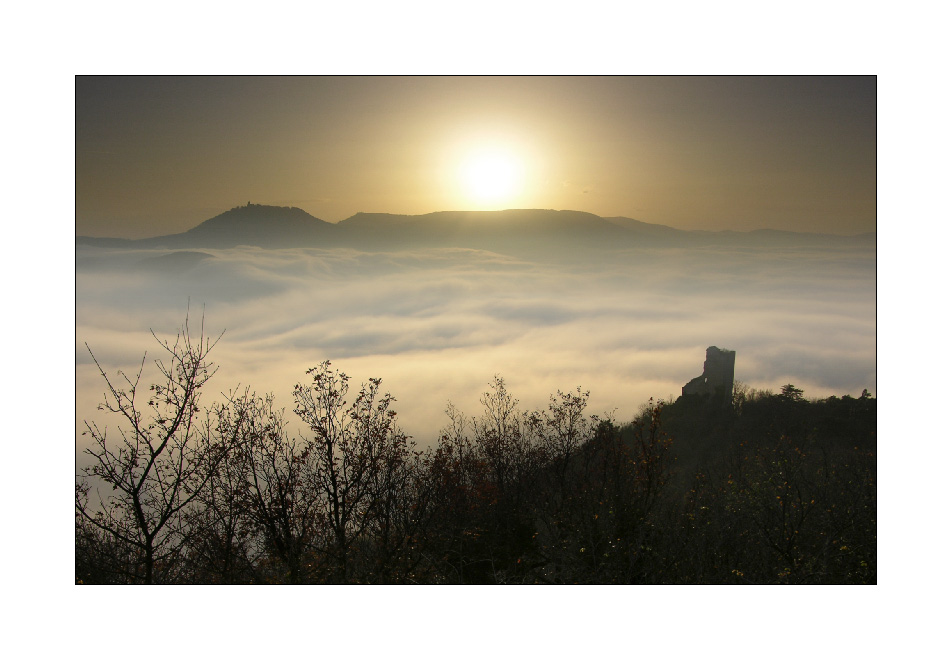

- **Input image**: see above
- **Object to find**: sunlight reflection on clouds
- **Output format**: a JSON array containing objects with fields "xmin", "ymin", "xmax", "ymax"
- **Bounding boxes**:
[{"xmin": 76, "ymin": 242, "xmax": 875, "ymax": 447}]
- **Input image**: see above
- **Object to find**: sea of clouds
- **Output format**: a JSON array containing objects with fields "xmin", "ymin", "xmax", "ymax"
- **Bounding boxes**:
[{"xmin": 76, "ymin": 240, "xmax": 876, "ymax": 454}]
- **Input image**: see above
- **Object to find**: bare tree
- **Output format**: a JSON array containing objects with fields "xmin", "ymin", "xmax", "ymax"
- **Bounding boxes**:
[
  {"xmin": 239, "ymin": 393, "xmax": 323, "ymax": 583},
  {"xmin": 292, "ymin": 361, "xmax": 412, "ymax": 582},
  {"xmin": 181, "ymin": 388, "xmax": 274, "ymax": 583},
  {"xmin": 75, "ymin": 313, "xmax": 237, "ymax": 583}
]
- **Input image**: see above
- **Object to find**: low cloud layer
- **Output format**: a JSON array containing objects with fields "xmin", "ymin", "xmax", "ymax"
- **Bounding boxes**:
[{"xmin": 77, "ymin": 240, "xmax": 876, "ymax": 447}]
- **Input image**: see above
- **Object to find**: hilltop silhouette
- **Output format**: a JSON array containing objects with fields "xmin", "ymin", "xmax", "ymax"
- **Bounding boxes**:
[
  {"xmin": 77, "ymin": 203, "xmax": 876, "ymax": 253},
  {"xmin": 78, "ymin": 203, "xmax": 338, "ymax": 249}
]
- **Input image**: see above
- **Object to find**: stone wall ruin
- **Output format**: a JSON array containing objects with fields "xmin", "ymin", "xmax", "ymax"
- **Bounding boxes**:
[{"xmin": 681, "ymin": 346, "xmax": 736, "ymax": 408}]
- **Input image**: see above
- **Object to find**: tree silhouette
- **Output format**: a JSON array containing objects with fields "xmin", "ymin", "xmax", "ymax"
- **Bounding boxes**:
[
  {"xmin": 780, "ymin": 383, "xmax": 805, "ymax": 401},
  {"xmin": 75, "ymin": 313, "xmax": 241, "ymax": 583},
  {"xmin": 76, "ymin": 325, "xmax": 875, "ymax": 584},
  {"xmin": 292, "ymin": 361, "xmax": 415, "ymax": 582}
]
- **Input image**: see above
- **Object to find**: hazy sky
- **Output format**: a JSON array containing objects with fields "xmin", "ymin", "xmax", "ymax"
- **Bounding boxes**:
[{"xmin": 76, "ymin": 75, "xmax": 876, "ymax": 238}]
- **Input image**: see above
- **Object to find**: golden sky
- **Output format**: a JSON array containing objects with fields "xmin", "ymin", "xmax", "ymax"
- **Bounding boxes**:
[{"xmin": 76, "ymin": 75, "xmax": 876, "ymax": 238}]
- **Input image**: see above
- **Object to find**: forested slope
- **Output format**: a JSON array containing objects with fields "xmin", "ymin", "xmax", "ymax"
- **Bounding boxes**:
[{"xmin": 76, "ymin": 323, "xmax": 875, "ymax": 585}]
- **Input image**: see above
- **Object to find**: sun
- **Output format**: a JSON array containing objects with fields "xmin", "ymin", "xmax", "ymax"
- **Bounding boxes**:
[{"xmin": 458, "ymin": 149, "xmax": 525, "ymax": 207}]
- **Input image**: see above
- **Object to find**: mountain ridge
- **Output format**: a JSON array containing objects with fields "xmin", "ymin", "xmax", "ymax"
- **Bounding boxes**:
[{"xmin": 76, "ymin": 204, "xmax": 876, "ymax": 251}]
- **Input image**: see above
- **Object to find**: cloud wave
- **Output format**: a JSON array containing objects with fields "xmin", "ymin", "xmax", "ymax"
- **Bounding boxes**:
[{"xmin": 77, "ymin": 241, "xmax": 876, "ymax": 447}]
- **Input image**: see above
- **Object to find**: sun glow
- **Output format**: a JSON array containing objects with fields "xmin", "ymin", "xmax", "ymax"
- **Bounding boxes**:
[{"xmin": 458, "ymin": 149, "xmax": 525, "ymax": 207}]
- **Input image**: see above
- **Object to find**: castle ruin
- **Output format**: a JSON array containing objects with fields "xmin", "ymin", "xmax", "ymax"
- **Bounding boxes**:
[{"xmin": 681, "ymin": 346, "xmax": 736, "ymax": 408}]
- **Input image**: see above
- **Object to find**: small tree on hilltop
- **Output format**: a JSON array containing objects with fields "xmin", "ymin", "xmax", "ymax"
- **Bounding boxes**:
[{"xmin": 779, "ymin": 384, "xmax": 805, "ymax": 402}]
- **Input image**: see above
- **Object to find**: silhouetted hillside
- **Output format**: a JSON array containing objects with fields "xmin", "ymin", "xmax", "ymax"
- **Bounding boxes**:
[
  {"xmin": 336, "ymin": 209, "xmax": 634, "ymax": 252},
  {"xmin": 657, "ymin": 388, "xmax": 877, "ymax": 484},
  {"xmin": 178, "ymin": 203, "xmax": 339, "ymax": 248},
  {"xmin": 78, "ymin": 203, "xmax": 341, "ymax": 249},
  {"xmin": 603, "ymin": 215, "xmax": 686, "ymax": 237},
  {"xmin": 77, "ymin": 317, "xmax": 876, "ymax": 585},
  {"xmin": 77, "ymin": 204, "xmax": 876, "ymax": 254}
]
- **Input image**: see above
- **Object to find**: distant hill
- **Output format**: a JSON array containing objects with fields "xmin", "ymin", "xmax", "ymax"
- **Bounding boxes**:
[
  {"xmin": 77, "ymin": 204, "xmax": 876, "ymax": 253},
  {"xmin": 78, "ymin": 204, "xmax": 340, "ymax": 249},
  {"xmin": 336, "ymin": 209, "xmax": 634, "ymax": 252},
  {"xmin": 603, "ymin": 216, "xmax": 684, "ymax": 238},
  {"xmin": 175, "ymin": 203, "xmax": 338, "ymax": 248}
]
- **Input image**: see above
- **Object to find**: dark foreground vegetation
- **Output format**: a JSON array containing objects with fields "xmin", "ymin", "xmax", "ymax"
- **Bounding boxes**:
[{"xmin": 76, "ymin": 318, "xmax": 875, "ymax": 584}]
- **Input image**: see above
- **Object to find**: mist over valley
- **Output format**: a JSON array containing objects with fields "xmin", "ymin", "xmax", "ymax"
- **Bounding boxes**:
[
  {"xmin": 77, "ymin": 205, "xmax": 876, "ymax": 447},
  {"xmin": 73, "ymin": 75, "xmax": 879, "ymax": 587}
]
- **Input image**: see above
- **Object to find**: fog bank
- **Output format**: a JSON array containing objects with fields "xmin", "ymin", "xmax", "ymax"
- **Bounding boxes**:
[{"xmin": 77, "ymin": 240, "xmax": 875, "ymax": 447}]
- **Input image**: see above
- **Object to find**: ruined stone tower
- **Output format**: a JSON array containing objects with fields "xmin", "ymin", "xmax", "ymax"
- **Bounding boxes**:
[{"xmin": 681, "ymin": 346, "xmax": 736, "ymax": 408}]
